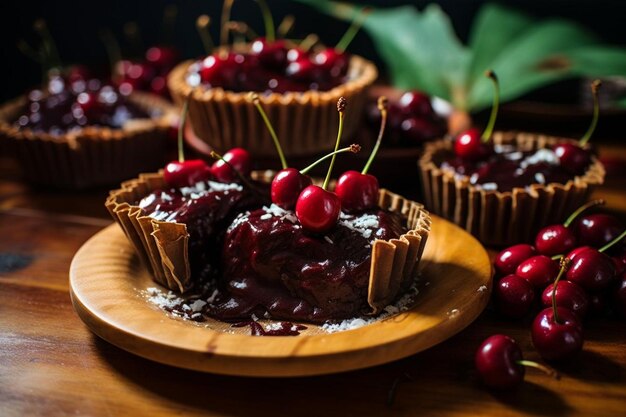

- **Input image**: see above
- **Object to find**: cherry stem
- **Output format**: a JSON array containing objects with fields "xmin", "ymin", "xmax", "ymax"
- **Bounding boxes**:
[
  {"xmin": 563, "ymin": 199, "xmax": 605, "ymax": 228},
  {"xmin": 580, "ymin": 80, "xmax": 601, "ymax": 146},
  {"xmin": 220, "ymin": 0, "xmax": 235, "ymax": 46},
  {"xmin": 551, "ymin": 254, "xmax": 564, "ymax": 261},
  {"xmin": 362, "ymin": 96, "xmax": 388, "ymax": 175},
  {"xmin": 123, "ymin": 22, "xmax": 144, "ymax": 58},
  {"xmin": 33, "ymin": 19, "xmax": 62, "ymax": 69},
  {"xmin": 599, "ymin": 229, "xmax": 626, "ymax": 254},
  {"xmin": 256, "ymin": 0, "xmax": 275, "ymax": 43},
  {"xmin": 177, "ymin": 94, "xmax": 192, "ymax": 163},
  {"xmin": 323, "ymin": 97, "xmax": 347, "ymax": 190},
  {"xmin": 299, "ymin": 34, "xmax": 319, "ymax": 52},
  {"xmin": 248, "ymin": 93, "xmax": 287, "ymax": 170},
  {"xmin": 481, "ymin": 70, "xmax": 499, "ymax": 143},
  {"xmin": 163, "ymin": 4, "xmax": 178, "ymax": 45},
  {"xmin": 196, "ymin": 15, "xmax": 215, "ymax": 55},
  {"xmin": 552, "ymin": 257, "xmax": 572, "ymax": 325},
  {"xmin": 277, "ymin": 15, "xmax": 295, "ymax": 38},
  {"xmin": 226, "ymin": 22, "xmax": 258, "ymax": 41},
  {"xmin": 17, "ymin": 40, "xmax": 43, "ymax": 64},
  {"xmin": 335, "ymin": 7, "xmax": 371, "ymax": 53},
  {"xmin": 209, "ymin": 151, "xmax": 260, "ymax": 195},
  {"xmin": 300, "ymin": 144, "xmax": 361, "ymax": 175},
  {"xmin": 99, "ymin": 29, "xmax": 123, "ymax": 83},
  {"xmin": 516, "ymin": 360, "xmax": 561, "ymax": 380}
]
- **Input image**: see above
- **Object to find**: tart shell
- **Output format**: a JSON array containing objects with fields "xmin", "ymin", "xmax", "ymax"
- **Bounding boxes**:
[
  {"xmin": 167, "ymin": 55, "xmax": 378, "ymax": 157},
  {"xmin": 418, "ymin": 131, "xmax": 605, "ymax": 246},
  {"xmin": 106, "ymin": 171, "xmax": 431, "ymax": 314},
  {"xmin": 0, "ymin": 92, "xmax": 175, "ymax": 189}
]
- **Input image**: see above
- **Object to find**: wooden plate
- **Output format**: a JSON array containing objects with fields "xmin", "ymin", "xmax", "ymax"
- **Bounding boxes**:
[{"xmin": 69, "ymin": 215, "xmax": 492, "ymax": 377}]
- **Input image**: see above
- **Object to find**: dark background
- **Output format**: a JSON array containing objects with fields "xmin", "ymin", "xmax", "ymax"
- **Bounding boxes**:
[{"xmin": 1, "ymin": 0, "xmax": 625, "ymax": 103}]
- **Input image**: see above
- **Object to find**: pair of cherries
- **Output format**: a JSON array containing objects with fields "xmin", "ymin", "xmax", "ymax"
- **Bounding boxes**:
[
  {"xmin": 163, "ymin": 97, "xmax": 251, "ymax": 187},
  {"xmin": 250, "ymin": 93, "xmax": 387, "ymax": 233}
]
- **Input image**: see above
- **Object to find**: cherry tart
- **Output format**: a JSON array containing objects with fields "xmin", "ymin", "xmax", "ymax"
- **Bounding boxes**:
[
  {"xmin": 167, "ymin": 51, "xmax": 377, "ymax": 157},
  {"xmin": 419, "ymin": 132, "xmax": 605, "ymax": 246}
]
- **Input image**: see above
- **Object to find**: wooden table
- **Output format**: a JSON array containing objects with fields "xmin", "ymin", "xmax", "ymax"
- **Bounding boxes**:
[{"xmin": 1, "ymin": 144, "xmax": 625, "ymax": 417}]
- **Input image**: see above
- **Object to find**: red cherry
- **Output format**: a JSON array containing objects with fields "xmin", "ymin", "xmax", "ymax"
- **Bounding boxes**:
[
  {"xmin": 286, "ymin": 58, "xmax": 321, "ymax": 82},
  {"xmin": 295, "ymin": 185, "xmax": 341, "ymax": 233},
  {"xmin": 251, "ymin": 38, "xmax": 288, "ymax": 69},
  {"xmin": 516, "ymin": 255, "xmax": 559, "ymax": 289},
  {"xmin": 575, "ymin": 213, "xmax": 624, "ymax": 249},
  {"xmin": 535, "ymin": 225, "xmax": 576, "ymax": 256},
  {"xmin": 146, "ymin": 45, "xmax": 178, "ymax": 71},
  {"xmin": 494, "ymin": 274, "xmax": 536, "ymax": 319},
  {"xmin": 494, "ymin": 244, "xmax": 537, "ymax": 276},
  {"xmin": 286, "ymin": 47, "xmax": 307, "ymax": 63},
  {"xmin": 531, "ymin": 307, "xmax": 583, "ymax": 361},
  {"xmin": 613, "ymin": 250, "xmax": 626, "ymax": 275},
  {"xmin": 475, "ymin": 335, "xmax": 525, "ymax": 390},
  {"xmin": 271, "ymin": 168, "xmax": 312, "ymax": 210},
  {"xmin": 613, "ymin": 272, "xmax": 626, "ymax": 318},
  {"xmin": 587, "ymin": 292, "xmax": 609, "ymax": 317},
  {"xmin": 400, "ymin": 117, "xmax": 440, "ymax": 143},
  {"xmin": 335, "ymin": 170, "xmax": 379, "ymax": 213},
  {"xmin": 211, "ymin": 148, "xmax": 251, "ymax": 183},
  {"xmin": 76, "ymin": 91, "xmax": 100, "ymax": 115},
  {"xmin": 164, "ymin": 160, "xmax": 212, "ymax": 187},
  {"xmin": 541, "ymin": 280, "xmax": 589, "ymax": 319},
  {"xmin": 398, "ymin": 91, "xmax": 433, "ymax": 116},
  {"xmin": 454, "ymin": 128, "xmax": 492, "ymax": 161},
  {"xmin": 553, "ymin": 143, "xmax": 591, "ymax": 175},
  {"xmin": 313, "ymin": 48, "xmax": 349, "ymax": 76},
  {"xmin": 565, "ymin": 247, "xmax": 616, "ymax": 291}
]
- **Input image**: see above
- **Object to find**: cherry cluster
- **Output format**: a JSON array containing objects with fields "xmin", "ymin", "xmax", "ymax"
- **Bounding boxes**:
[
  {"xmin": 189, "ymin": 39, "xmax": 349, "ymax": 94},
  {"xmin": 16, "ymin": 68, "xmax": 147, "ymax": 134},
  {"xmin": 366, "ymin": 91, "xmax": 445, "ymax": 146},
  {"xmin": 115, "ymin": 45, "xmax": 178, "ymax": 98}
]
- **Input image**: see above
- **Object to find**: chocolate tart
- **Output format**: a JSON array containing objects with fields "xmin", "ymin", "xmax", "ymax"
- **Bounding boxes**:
[
  {"xmin": 419, "ymin": 131, "xmax": 605, "ymax": 246},
  {"xmin": 107, "ymin": 170, "xmax": 430, "ymax": 320},
  {"xmin": 0, "ymin": 92, "xmax": 175, "ymax": 189},
  {"xmin": 167, "ymin": 55, "xmax": 377, "ymax": 157}
]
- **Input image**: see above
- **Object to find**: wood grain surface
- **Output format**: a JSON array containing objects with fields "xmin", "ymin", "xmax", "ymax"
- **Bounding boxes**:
[{"xmin": 1, "ymin": 143, "xmax": 625, "ymax": 416}]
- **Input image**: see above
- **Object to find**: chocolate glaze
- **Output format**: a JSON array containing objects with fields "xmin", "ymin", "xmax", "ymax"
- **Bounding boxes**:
[
  {"xmin": 437, "ymin": 146, "xmax": 581, "ymax": 192},
  {"xmin": 208, "ymin": 206, "xmax": 407, "ymax": 323}
]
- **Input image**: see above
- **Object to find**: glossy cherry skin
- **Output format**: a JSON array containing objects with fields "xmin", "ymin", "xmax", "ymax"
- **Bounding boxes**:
[
  {"xmin": 251, "ymin": 38, "xmax": 288, "ymax": 69},
  {"xmin": 145, "ymin": 45, "xmax": 178, "ymax": 71},
  {"xmin": 454, "ymin": 128, "xmax": 492, "ymax": 161},
  {"xmin": 313, "ymin": 48, "xmax": 349, "ymax": 76},
  {"xmin": 398, "ymin": 91, "xmax": 433, "ymax": 116},
  {"xmin": 211, "ymin": 148, "xmax": 252, "ymax": 183},
  {"xmin": 541, "ymin": 280, "xmax": 589, "ymax": 319},
  {"xmin": 614, "ymin": 272, "xmax": 626, "ymax": 318},
  {"xmin": 566, "ymin": 247, "xmax": 616, "ymax": 291},
  {"xmin": 270, "ymin": 168, "xmax": 312, "ymax": 210},
  {"xmin": 553, "ymin": 143, "xmax": 591, "ymax": 175},
  {"xmin": 286, "ymin": 58, "xmax": 321, "ymax": 82},
  {"xmin": 516, "ymin": 255, "xmax": 559, "ymax": 289},
  {"xmin": 531, "ymin": 307, "xmax": 584, "ymax": 361},
  {"xmin": 494, "ymin": 275, "xmax": 536, "ymax": 319},
  {"xmin": 574, "ymin": 213, "xmax": 625, "ymax": 249},
  {"xmin": 335, "ymin": 171, "xmax": 379, "ymax": 213},
  {"xmin": 400, "ymin": 117, "xmax": 440, "ymax": 143},
  {"xmin": 494, "ymin": 244, "xmax": 537, "ymax": 276},
  {"xmin": 475, "ymin": 335, "xmax": 525, "ymax": 390},
  {"xmin": 535, "ymin": 225, "xmax": 577, "ymax": 256},
  {"xmin": 295, "ymin": 185, "xmax": 341, "ymax": 233},
  {"xmin": 164, "ymin": 159, "xmax": 212, "ymax": 187},
  {"xmin": 588, "ymin": 292, "xmax": 608, "ymax": 317}
]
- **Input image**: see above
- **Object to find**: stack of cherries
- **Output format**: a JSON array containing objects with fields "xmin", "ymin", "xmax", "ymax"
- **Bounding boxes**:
[
  {"xmin": 187, "ymin": 1, "xmax": 367, "ymax": 93},
  {"xmin": 366, "ymin": 90, "xmax": 445, "ymax": 146},
  {"xmin": 476, "ymin": 200, "xmax": 625, "ymax": 390}
]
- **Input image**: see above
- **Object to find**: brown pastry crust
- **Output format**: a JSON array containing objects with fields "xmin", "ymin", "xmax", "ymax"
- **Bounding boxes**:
[
  {"xmin": 106, "ymin": 171, "xmax": 431, "ymax": 313},
  {"xmin": 167, "ymin": 55, "xmax": 378, "ymax": 157},
  {"xmin": 419, "ymin": 131, "xmax": 605, "ymax": 246},
  {"xmin": 0, "ymin": 92, "xmax": 175, "ymax": 189}
]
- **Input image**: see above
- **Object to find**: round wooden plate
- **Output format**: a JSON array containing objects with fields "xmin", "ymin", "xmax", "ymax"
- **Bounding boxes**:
[{"xmin": 70, "ymin": 215, "xmax": 492, "ymax": 377}]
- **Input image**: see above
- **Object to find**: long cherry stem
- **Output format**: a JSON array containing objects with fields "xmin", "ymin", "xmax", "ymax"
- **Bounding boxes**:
[
  {"xmin": 248, "ymin": 93, "xmax": 287, "ymax": 170},
  {"xmin": 300, "ymin": 144, "xmax": 361, "ymax": 175},
  {"xmin": 362, "ymin": 96, "xmax": 388, "ymax": 175},
  {"xmin": 599, "ymin": 229, "xmax": 626, "ymax": 253},
  {"xmin": 335, "ymin": 7, "xmax": 371, "ymax": 53},
  {"xmin": 226, "ymin": 22, "xmax": 258, "ymax": 41},
  {"xmin": 563, "ymin": 199, "xmax": 605, "ymax": 227},
  {"xmin": 552, "ymin": 257, "xmax": 572, "ymax": 325},
  {"xmin": 516, "ymin": 360, "xmax": 561, "ymax": 379},
  {"xmin": 256, "ymin": 0, "xmax": 275, "ymax": 43},
  {"xmin": 196, "ymin": 15, "xmax": 215, "ymax": 55},
  {"xmin": 33, "ymin": 19, "xmax": 61, "ymax": 69},
  {"xmin": 323, "ymin": 97, "xmax": 346, "ymax": 190},
  {"xmin": 177, "ymin": 94, "xmax": 192, "ymax": 163},
  {"xmin": 299, "ymin": 34, "xmax": 319, "ymax": 52},
  {"xmin": 277, "ymin": 15, "xmax": 295, "ymax": 38},
  {"xmin": 580, "ymin": 80, "xmax": 601, "ymax": 146},
  {"xmin": 220, "ymin": 0, "xmax": 235, "ymax": 46},
  {"xmin": 481, "ymin": 70, "xmax": 499, "ymax": 143}
]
